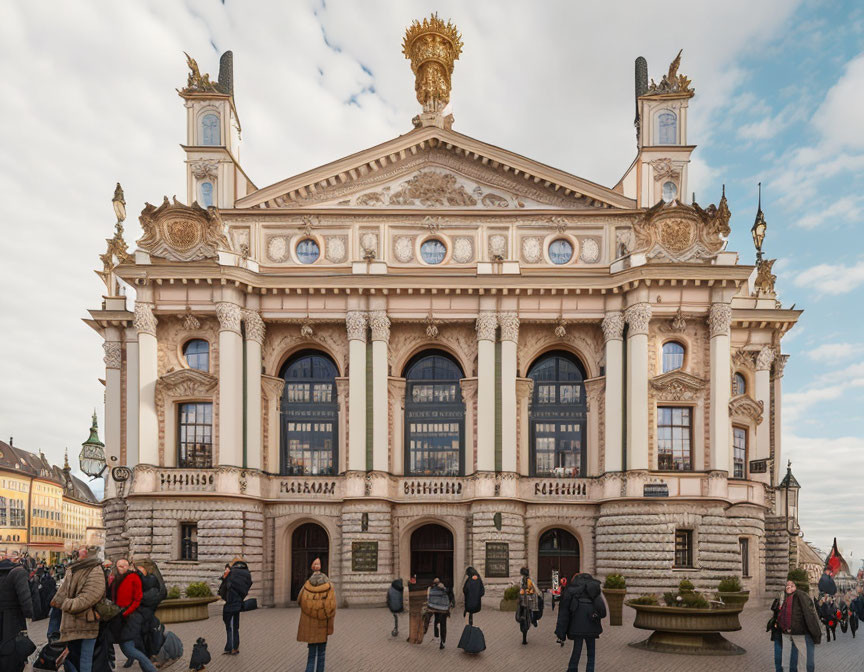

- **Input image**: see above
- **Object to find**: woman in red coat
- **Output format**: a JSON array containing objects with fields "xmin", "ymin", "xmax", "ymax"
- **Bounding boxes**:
[{"xmin": 109, "ymin": 560, "xmax": 156, "ymax": 672}]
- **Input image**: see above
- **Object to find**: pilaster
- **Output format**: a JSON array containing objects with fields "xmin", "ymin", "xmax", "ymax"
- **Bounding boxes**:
[
  {"xmin": 216, "ymin": 301, "xmax": 243, "ymax": 466},
  {"xmin": 624, "ymin": 302, "xmax": 651, "ymax": 471},
  {"xmin": 243, "ymin": 308, "xmax": 265, "ymax": 470},
  {"xmin": 498, "ymin": 312, "xmax": 519, "ymax": 473},
  {"xmin": 346, "ymin": 311, "xmax": 368, "ymax": 472},
  {"xmin": 755, "ymin": 345, "xmax": 775, "ymax": 463},
  {"xmin": 369, "ymin": 311, "xmax": 390, "ymax": 473},
  {"xmin": 475, "ymin": 312, "xmax": 497, "ymax": 472},
  {"xmin": 134, "ymin": 302, "xmax": 159, "ymax": 466},
  {"xmin": 708, "ymin": 303, "xmax": 733, "ymax": 473},
  {"xmin": 602, "ymin": 311, "xmax": 625, "ymax": 473}
]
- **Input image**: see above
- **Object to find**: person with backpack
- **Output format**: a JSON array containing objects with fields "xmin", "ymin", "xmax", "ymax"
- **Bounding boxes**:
[
  {"xmin": 515, "ymin": 567, "xmax": 542, "ymax": 645},
  {"xmin": 425, "ymin": 578, "xmax": 454, "ymax": 649},
  {"xmin": 554, "ymin": 573, "xmax": 607, "ymax": 672},
  {"xmin": 110, "ymin": 558, "xmax": 157, "ymax": 672},
  {"xmin": 0, "ymin": 551, "xmax": 34, "ymax": 672},
  {"xmin": 297, "ymin": 557, "xmax": 335, "ymax": 672},
  {"xmin": 386, "ymin": 578, "xmax": 404, "ymax": 637},
  {"xmin": 221, "ymin": 557, "xmax": 252, "ymax": 655},
  {"xmin": 462, "ymin": 566, "xmax": 484, "ymax": 626},
  {"xmin": 135, "ymin": 559, "xmax": 167, "ymax": 661}
]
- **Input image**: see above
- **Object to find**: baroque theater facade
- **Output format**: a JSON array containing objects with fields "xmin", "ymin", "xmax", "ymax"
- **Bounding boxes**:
[{"xmin": 89, "ymin": 19, "xmax": 802, "ymax": 606}]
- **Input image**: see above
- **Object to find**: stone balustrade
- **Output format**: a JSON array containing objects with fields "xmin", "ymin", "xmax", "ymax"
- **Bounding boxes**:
[{"xmin": 159, "ymin": 469, "xmax": 216, "ymax": 492}]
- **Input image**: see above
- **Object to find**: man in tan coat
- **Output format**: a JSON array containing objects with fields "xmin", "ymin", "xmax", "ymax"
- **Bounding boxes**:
[
  {"xmin": 52, "ymin": 546, "xmax": 106, "ymax": 672},
  {"xmin": 297, "ymin": 557, "xmax": 335, "ymax": 672}
]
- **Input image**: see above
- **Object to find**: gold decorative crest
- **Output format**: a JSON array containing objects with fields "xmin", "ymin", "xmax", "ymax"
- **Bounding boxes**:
[
  {"xmin": 403, "ymin": 14, "xmax": 463, "ymax": 114},
  {"xmin": 138, "ymin": 197, "xmax": 229, "ymax": 262},
  {"xmin": 646, "ymin": 49, "xmax": 694, "ymax": 96}
]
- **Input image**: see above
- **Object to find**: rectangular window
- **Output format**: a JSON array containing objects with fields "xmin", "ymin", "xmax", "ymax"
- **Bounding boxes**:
[
  {"xmin": 178, "ymin": 402, "xmax": 213, "ymax": 468},
  {"xmin": 10, "ymin": 499, "xmax": 26, "ymax": 527},
  {"xmin": 733, "ymin": 426, "xmax": 747, "ymax": 479},
  {"xmin": 657, "ymin": 407, "xmax": 692, "ymax": 471},
  {"xmin": 180, "ymin": 523, "xmax": 198, "ymax": 561},
  {"xmin": 740, "ymin": 538, "xmax": 750, "ymax": 577},
  {"xmin": 674, "ymin": 529, "xmax": 693, "ymax": 568}
]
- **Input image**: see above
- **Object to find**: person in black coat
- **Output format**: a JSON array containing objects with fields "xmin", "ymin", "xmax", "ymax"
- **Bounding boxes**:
[
  {"xmin": 819, "ymin": 596, "xmax": 838, "ymax": 642},
  {"xmin": 818, "ymin": 569, "xmax": 837, "ymax": 597},
  {"xmin": 462, "ymin": 566, "xmax": 484, "ymax": 625},
  {"xmin": 135, "ymin": 560, "xmax": 167, "ymax": 661},
  {"xmin": 0, "ymin": 553, "xmax": 35, "ymax": 672},
  {"xmin": 221, "ymin": 558, "xmax": 252, "ymax": 655},
  {"xmin": 554, "ymin": 573, "xmax": 606, "ymax": 672},
  {"xmin": 768, "ymin": 597, "xmax": 798, "ymax": 672},
  {"xmin": 386, "ymin": 578, "xmax": 404, "ymax": 637}
]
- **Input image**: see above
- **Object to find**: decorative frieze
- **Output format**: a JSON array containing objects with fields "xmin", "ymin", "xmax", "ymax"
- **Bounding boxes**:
[
  {"xmin": 394, "ymin": 235, "xmax": 415, "ymax": 262},
  {"xmin": 452, "ymin": 236, "xmax": 474, "ymax": 263},
  {"xmin": 216, "ymin": 302, "xmax": 242, "ymax": 334},
  {"xmin": 522, "ymin": 237, "xmax": 542, "ymax": 264},
  {"xmin": 579, "ymin": 237, "xmax": 601, "ymax": 263},
  {"xmin": 756, "ymin": 345, "xmax": 776, "ymax": 371},
  {"xmin": 243, "ymin": 310, "xmax": 266, "ymax": 344},
  {"xmin": 182, "ymin": 313, "xmax": 200, "ymax": 331},
  {"xmin": 133, "ymin": 302, "xmax": 158, "ymax": 336},
  {"xmin": 498, "ymin": 312, "xmax": 519, "ymax": 343},
  {"xmin": 369, "ymin": 311, "xmax": 391, "ymax": 343},
  {"xmin": 475, "ymin": 312, "xmax": 498, "ymax": 341},
  {"xmin": 708, "ymin": 303, "xmax": 732, "ymax": 338},
  {"xmin": 729, "ymin": 395, "xmax": 764, "ymax": 424},
  {"xmin": 601, "ymin": 311, "xmax": 625, "ymax": 342},
  {"xmin": 103, "ymin": 342, "xmax": 122, "ymax": 369},
  {"xmin": 488, "ymin": 234, "xmax": 507, "ymax": 260},
  {"xmin": 649, "ymin": 370, "xmax": 707, "ymax": 401},
  {"xmin": 624, "ymin": 303, "xmax": 652, "ymax": 336},
  {"xmin": 346, "ymin": 311, "xmax": 368, "ymax": 342},
  {"xmin": 324, "ymin": 236, "xmax": 347, "ymax": 263}
]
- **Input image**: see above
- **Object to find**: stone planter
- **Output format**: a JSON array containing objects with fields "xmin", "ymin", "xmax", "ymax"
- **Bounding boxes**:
[
  {"xmin": 716, "ymin": 591, "xmax": 749, "ymax": 607},
  {"xmin": 627, "ymin": 602, "xmax": 745, "ymax": 655},
  {"xmin": 499, "ymin": 597, "xmax": 518, "ymax": 612},
  {"xmin": 602, "ymin": 588, "xmax": 626, "ymax": 626},
  {"xmin": 155, "ymin": 596, "xmax": 219, "ymax": 624}
]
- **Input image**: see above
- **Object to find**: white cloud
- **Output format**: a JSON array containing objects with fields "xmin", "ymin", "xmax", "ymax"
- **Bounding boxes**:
[
  {"xmin": 806, "ymin": 342, "xmax": 864, "ymax": 363},
  {"xmin": 795, "ymin": 195, "xmax": 864, "ymax": 230},
  {"xmin": 792, "ymin": 259, "xmax": 864, "ymax": 294},
  {"xmin": 812, "ymin": 53, "xmax": 864, "ymax": 150}
]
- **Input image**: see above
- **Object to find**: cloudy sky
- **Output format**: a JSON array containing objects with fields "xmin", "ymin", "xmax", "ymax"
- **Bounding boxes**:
[{"xmin": 1, "ymin": 1, "xmax": 862, "ymax": 564}]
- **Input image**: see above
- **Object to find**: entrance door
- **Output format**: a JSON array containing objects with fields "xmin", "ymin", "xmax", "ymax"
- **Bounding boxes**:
[
  {"xmin": 538, "ymin": 528, "xmax": 580, "ymax": 589},
  {"xmin": 410, "ymin": 524, "xmax": 454, "ymax": 589},
  {"xmin": 291, "ymin": 523, "xmax": 329, "ymax": 601}
]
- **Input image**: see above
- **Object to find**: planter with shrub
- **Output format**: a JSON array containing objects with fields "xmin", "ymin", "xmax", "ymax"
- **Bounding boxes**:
[
  {"xmin": 602, "ymin": 574, "xmax": 627, "ymax": 626},
  {"xmin": 155, "ymin": 582, "xmax": 219, "ymax": 624},
  {"xmin": 715, "ymin": 576, "xmax": 749, "ymax": 607},
  {"xmin": 787, "ymin": 568, "xmax": 810, "ymax": 593},
  {"xmin": 499, "ymin": 584, "xmax": 520, "ymax": 611}
]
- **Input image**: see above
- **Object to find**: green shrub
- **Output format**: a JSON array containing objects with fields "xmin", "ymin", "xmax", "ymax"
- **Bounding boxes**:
[
  {"xmin": 787, "ymin": 568, "xmax": 810, "ymax": 592},
  {"xmin": 717, "ymin": 576, "xmax": 742, "ymax": 593},
  {"xmin": 166, "ymin": 585, "xmax": 181, "ymax": 600},
  {"xmin": 662, "ymin": 591, "xmax": 679, "ymax": 607},
  {"xmin": 680, "ymin": 592, "xmax": 709, "ymax": 609},
  {"xmin": 629, "ymin": 594, "xmax": 659, "ymax": 605},
  {"xmin": 678, "ymin": 579, "xmax": 695, "ymax": 593},
  {"xmin": 503, "ymin": 584, "xmax": 520, "ymax": 601},
  {"xmin": 185, "ymin": 582, "xmax": 213, "ymax": 598},
  {"xmin": 604, "ymin": 573, "xmax": 626, "ymax": 589}
]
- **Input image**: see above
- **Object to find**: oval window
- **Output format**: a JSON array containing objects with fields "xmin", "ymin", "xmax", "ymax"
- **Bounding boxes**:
[
  {"xmin": 296, "ymin": 239, "xmax": 320, "ymax": 264},
  {"xmin": 662, "ymin": 181, "xmax": 678, "ymax": 202},
  {"xmin": 420, "ymin": 239, "xmax": 446, "ymax": 264},
  {"xmin": 199, "ymin": 182, "xmax": 213, "ymax": 207},
  {"xmin": 549, "ymin": 239, "xmax": 573, "ymax": 265}
]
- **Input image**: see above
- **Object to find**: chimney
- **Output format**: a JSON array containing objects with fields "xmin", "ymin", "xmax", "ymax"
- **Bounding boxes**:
[
  {"xmin": 218, "ymin": 50, "xmax": 234, "ymax": 95},
  {"xmin": 634, "ymin": 56, "xmax": 648, "ymax": 138}
]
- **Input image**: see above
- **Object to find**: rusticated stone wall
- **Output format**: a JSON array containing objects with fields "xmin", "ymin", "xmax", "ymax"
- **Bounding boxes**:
[
  {"xmin": 103, "ymin": 497, "xmax": 130, "ymax": 561},
  {"xmin": 469, "ymin": 500, "xmax": 527, "ymax": 597},
  {"xmin": 764, "ymin": 514, "xmax": 792, "ymax": 596},
  {"xmin": 340, "ymin": 500, "xmax": 394, "ymax": 606}
]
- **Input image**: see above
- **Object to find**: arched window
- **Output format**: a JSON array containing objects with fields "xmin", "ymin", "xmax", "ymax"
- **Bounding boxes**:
[
  {"xmin": 280, "ymin": 351, "xmax": 338, "ymax": 475},
  {"xmin": 662, "ymin": 181, "xmax": 678, "ymax": 202},
  {"xmin": 527, "ymin": 351, "xmax": 587, "ymax": 477},
  {"xmin": 200, "ymin": 113, "xmax": 220, "ymax": 146},
  {"xmin": 662, "ymin": 341, "xmax": 685, "ymax": 373},
  {"xmin": 199, "ymin": 181, "xmax": 214, "ymax": 207},
  {"xmin": 183, "ymin": 340, "xmax": 209, "ymax": 372},
  {"xmin": 733, "ymin": 372, "xmax": 747, "ymax": 396},
  {"xmin": 657, "ymin": 111, "xmax": 677, "ymax": 145},
  {"xmin": 404, "ymin": 351, "xmax": 465, "ymax": 476}
]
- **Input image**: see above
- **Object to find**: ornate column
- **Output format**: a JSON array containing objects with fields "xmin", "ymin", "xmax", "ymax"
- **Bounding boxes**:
[
  {"xmin": 369, "ymin": 311, "xmax": 390, "ymax": 473},
  {"xmin": 709, "ymin": 303, "xmax": 733, "ymax": 472},
  {"xmin": 346, "ymin": 311, "xmax": 368, "ymax": 472},
  {"xmin": 515, "ymin": 378, "xmax": 534, "ymax": 475},
  {"xmin": 216, "ymin": 302, "xmax": 243, "ymax": 466},
  {"xmin": 103, "ymin": 328, "xmax": 122, "ymax": 497},
  {"xmin": 475, "ymin": 312, "xmax": 497, "ymax": 472},
  {"xmin": 755, "ymin": 345, "xmax": 776, "ymax": 463},
  {"xmin": 389, "ymin": 378, "xmax": 407, "ymax": 474},
  {"xmin": 134, "ymin": 302, "xmax": 159, "ymax": 466},
  {"xmin": 459, "ymin": 378, "xmax": 478, "ymax": 475},
  {"xmin": 243, "ymin": 309, "xmax": 265, "ymax": 471},
  {"xmin": 124, "ymin": 327, "xmax": 139, "ymax": 469},
  {"xmin": 498, "ymin": 312, "xmax": 519, "ymax": 473},
  {"xmin": 602, "ymin": 311, "xmax": 625, "ymax": 473},
  {"xmin": 624, "ymin": 303, "xmax": 651, "ymax": 471},
  {"xmin": 772, "ymin": 353, "xmax": 788, "ymax": 485}
]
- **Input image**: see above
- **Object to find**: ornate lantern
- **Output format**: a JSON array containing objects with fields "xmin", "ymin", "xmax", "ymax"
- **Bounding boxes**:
[
  {"xmin": 751, "ymin": 182, "xmax": 767, "ymax": 260},
  {"xmin": 79, "ymin": 411, "xmax": 107, "ymax": 478},
  {"xmin": 779, "ymin": 460, "xmax": 800, "ymax": 535}
]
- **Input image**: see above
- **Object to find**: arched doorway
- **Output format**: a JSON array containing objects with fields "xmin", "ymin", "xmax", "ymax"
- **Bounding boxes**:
[
  {"xmin": 537, "ymin": 528, "xmax": 580, "ymax": 589},
  {"xmin": 291, "ymin": 523, "xmax": 329, "ymax": 600},
  {"xmin": 410, "ymin": 524, "xmax": 454, "ymax": 589}
]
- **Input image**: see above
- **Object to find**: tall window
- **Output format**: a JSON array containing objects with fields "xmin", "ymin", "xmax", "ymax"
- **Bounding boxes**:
[
  {"xmin": 674, "ymin": 529, "xmax": 693, "ymax": 568},
  {"xmin": 740, "ymin": 537, "xmax": 750, "ymax": 577},
  {"xmin": 201, "ymin": 113, "xmax": 220, "ymax": 146},
  {"xmin": 733, "ymin": 373, "xmax": 746, "ymax": 396},
  {"xmin": 733, "ymin": 426, "xmax": 747, "ymax": 479},
  {"xmin": 280, "ymin": 351, "xmax": 338, "ymax": 475},
  {"xmin": 658, "ymin": 111, "xmax": 677, "ymax": 145},
  {"xmin": 183, "ymin": 340, "xmax": 209, "ymax": 372},
  {"xmin": 404, "ymin": 352, "xmax": 465, "ymax": 476},
  {"xmin": 10, "ymin": 499, "xmax": 25, "ymax": 527},
  {"xmin": 0, "ymin": 496, "xmax": 6, "ymax": 526},
  {"xmin": 657, "ymin": 407, "xmax": 692, "ymax": 471},
  {"xmin": 527, "ymin": 352, "xmax": 587, "ymax": 476},
  {"xmin": 178, "ymin": 402, "xmax": 213, "ymax": 467},
  {"xmin": 199, "ymin": 182, "xmax": 214, "ymax": 207},
  {"xmin": 662, "ymin": 341, "xmax": 685, "ymax": 373},
  {"xmin": 180, "ymin": 523, "xmax": 198, "ymax": 561}
]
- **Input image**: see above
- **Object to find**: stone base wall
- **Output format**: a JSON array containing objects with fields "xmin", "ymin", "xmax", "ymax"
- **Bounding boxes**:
[
  {"xmin": 103, "ymin": 497, "xmax": 130, "ymax": 560},
  {"xmin": 764, "ymin": 514, "xmax": 792, "ymax": 596}
]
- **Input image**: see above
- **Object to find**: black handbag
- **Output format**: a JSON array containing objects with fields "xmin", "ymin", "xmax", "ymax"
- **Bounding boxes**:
[
  {"xmin": 14, "ymin": 631, "xmax": 37, "ymax": 661},
  {"xmin": 94, "ymin": 597, "xmax": 122, "ymax": 621},
  {"xmin": 242, "ymin": 598, "xmax": 258, "ymax": 612},
  {"xmin": 33, "ymin": 641, "xmax": 69, "ymax": 670}
]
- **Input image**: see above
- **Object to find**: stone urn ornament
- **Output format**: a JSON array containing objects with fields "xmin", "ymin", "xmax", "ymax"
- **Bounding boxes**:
[{"xmin": 602, "ymin": 573, "xmax": 627, "ymax": 626}]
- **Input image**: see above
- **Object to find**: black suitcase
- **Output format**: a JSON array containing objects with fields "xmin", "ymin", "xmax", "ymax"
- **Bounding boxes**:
[
  {"xmin": 33, "ymin": 641, "xmax": 69, "ymax": 670},
  {"xmin": 242, "ymin": 597, "xmax": 258, "ymax": 611},
  {"xmin": 457, "ymin": 624, "xmax": 486, "ymax": 654}
]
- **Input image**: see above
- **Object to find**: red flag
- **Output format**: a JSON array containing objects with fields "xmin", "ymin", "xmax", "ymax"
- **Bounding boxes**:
[{"xmin": 825, "ymin": 538, "xmax": 842, "ymax": 576}]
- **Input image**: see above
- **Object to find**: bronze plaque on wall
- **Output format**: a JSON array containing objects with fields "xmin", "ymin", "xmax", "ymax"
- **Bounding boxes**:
[
  {"xmin": 485, "ymin": 542, "xmax": 509, "ymax": 578},
  {"xmin": 351, "ymin": 541, "xmax": 379, "ymax": 572}
]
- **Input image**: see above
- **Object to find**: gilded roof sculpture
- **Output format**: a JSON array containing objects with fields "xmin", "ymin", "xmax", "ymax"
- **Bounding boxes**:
[
  {"xmin": 646, "ymin": 49, "xmax": 694, "ymax": 96},
  {"xmin": 403, "ymin": 14, "xmax": 463, "ymax": 116}
]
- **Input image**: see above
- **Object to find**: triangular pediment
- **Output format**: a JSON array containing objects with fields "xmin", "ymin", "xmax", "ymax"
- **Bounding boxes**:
[
  {"xmin": 235, "ymin": 126, "xmax": 635, "ymax": 211},
  {"xmin": 649, "ymin": 369, "xmax": 706, "ymax": 401}
]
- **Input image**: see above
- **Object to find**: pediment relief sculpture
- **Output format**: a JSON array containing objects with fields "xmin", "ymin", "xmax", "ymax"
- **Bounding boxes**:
[
  {"xmin": 649, "ymin": 370, "xmax": 707, "ymax": 401},
  {"xmin": 138, "ymin": 197, "xmax": 230, "ymax": 262},
  {"xmin": 728, "ymin": 394, "xmax": 764, "ymax": 424},
  {"xmin": 155, "ymin": 368, "xmax": 218, "ymax": 398}
]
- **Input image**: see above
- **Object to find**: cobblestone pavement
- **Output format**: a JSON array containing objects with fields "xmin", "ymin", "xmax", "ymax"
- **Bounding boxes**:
[{"xmin": 33, "ymin": 600, "xmax": 864, "ymax": 671}]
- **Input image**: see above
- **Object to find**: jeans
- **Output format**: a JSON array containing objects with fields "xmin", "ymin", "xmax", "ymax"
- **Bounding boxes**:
[
  {"xmin": 305, "ymin": 642, "xmax": 326, "ymax": 672},
  {"xmin": 782, "ymin": 634, "xmax": 812, "ymax": 672},
  {"xmin": 568, "ymin": 637, "xmax": 596, "ymax": 672},
  {"xmin": 64, "ymin": 638, "xmax": 97, "ymax": 672},
  {"xmin": 774, "ymin": 636, "xmax": 798, "ymax": 672},
  {"xmin": 391, "ymin": 612, "xmax": 399, "ymax": 635},
  {"xmin": 47, "ymin": 606, "xmax": 63, "ymax": 640},
  {"xmin": 119, "ymin": 640, "xmax": 157, "ymax": 672},
  {"xmin": 434, "ymin": 613, "xmax": 448, "ymax": 644},
  {"xmin": 223, "ymin": 610, "xmax": 240, "ymax": 651}
]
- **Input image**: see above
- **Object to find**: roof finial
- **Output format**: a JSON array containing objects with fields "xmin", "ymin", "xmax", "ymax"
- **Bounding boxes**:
[
  {"xmin": 403, "ymin": 14, "xmax": 462, "ymax": 128},
  {"xmin": 64, "ymin": 448, "xmax": 70, "ymax": 471}
]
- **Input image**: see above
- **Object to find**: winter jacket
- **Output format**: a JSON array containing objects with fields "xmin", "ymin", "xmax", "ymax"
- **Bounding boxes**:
[
  {"xmin": 555, "ymin": 573, "xmax": 607, "ymax": 641},
  {"xmin": 0, "ymin": 560, "xmax": 33, "ymax": 654},
  {"xmin": 851, "ymin": 594, "xmax": 864, "ymax": 620},
  {"xmin": 39, "ymin": 572, "xmax": 57, "ymax": 619},
  {"xmin": 819, "ymin": 600, "xmax": 838, "ymax": 626},
  {"xmin": 462, "ymin": 567, "xmax": 484, "ymax": 615},
  {"xmin": 223, "ymin": 561, "xmax": 253, "ymax": 614},
  {"xmin": 111, "ymin": 570, "xmax": 145, "ymax": 644},
  {"xmin": 387, "ymin": 579, "xmax": 404, "ymax": 613},
  {"xmin": 778, "ymin": 590, "xmax": 822, "ymax": 642},
  {"xmin": 818, "ymin": 573, "xmax": 837, "ymax": 596},
  {"xmin": 53, "ymin": 557, "xmax": 106, "ymax": 642},
  {"xmin": 296, "ymin": 572, "xmax": 336, "ymax": 644},
  {"xmin": 426, "ymin": 584, "xmax": 453, "ymax": 613}
]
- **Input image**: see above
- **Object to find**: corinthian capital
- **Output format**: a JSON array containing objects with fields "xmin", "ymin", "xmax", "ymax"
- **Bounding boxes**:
[
  {"xmin": 103, "ymin": 342, "xmax": 122, "ymax": 369},
  {"xmin": 773, "ymin": 353, "xmax": 789, "ymax": 379},
  {"xmin": 624, "ymin": 303, "xmax": 652, "ymax": 336},
  {"xmin": 215, "ymin": 302, "xmax": 242, "ymax": 334},
  {"xmin": 133, "ymin": 302, "xmax": 158, "ymax": 336},
  {"xmin": 498, "ymin": 312, "xmax": 519, "ymax": 343},
  {"xmin": 369, "ymin": 311, "xmax": 391, "ymax": 343},
  {"xmin": 346, "ymin": 311, "xmax": 368, "ymax": 342},
  {"xmin": 708, "ymin": 303, "xmax": 732, "ymax": 338},
  {"xmin": 601, "ymin": 311, "xmax": 625, "ymax": 342},
  {"xmin": 475, "ymin": 312, "xmax": 498, "ymax": 342},
  {"xmin": 756, "ymin": 345, "xmax": 776, "ymax": 371},
  {"xmin": 242, "ymin": 309, "xmax": 266, "ymax": 344}
]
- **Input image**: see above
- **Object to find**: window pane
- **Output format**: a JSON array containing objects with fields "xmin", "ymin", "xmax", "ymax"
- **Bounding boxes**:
[
  {"xmin": 296, "ymin": 239, "xmax": 320, "ymax": 264},
  {"xmin": 662, "ymin": 181, "xmax": 678, "ymax": 201},
  {"xmin": 733, "ymin": 427, "xmax": 747, "ymax": 479},
  {"xmin": 657, "ymin": 406, "xmax": 692, "ymax": 471},
  {"xmin": 200, "ymin": 181, "xmax": 213, "ymax": 207},
  {"xmin": 662, "ymin": 342, "xmax": 685, "ymax": 373},
  {"xmin": 178, "ymin": 403, "xmax": 213, "ymax": 468},
  {"xmin": 548, "ymin": 239, "xmax": 573, "ymax": 265},
  {"xmin": 658, "ymin": 112, "xmax": 677, "ymax": 145},
  {"xmin": 420, "ymin": 239, "xmax": 446, "ymax": 264},
  {"xmin": 201, "ymin": 114, "xmax": 220, "ymax": 146}
]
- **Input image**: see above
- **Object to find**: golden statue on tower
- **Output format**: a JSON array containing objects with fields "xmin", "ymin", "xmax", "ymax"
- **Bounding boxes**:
[{"xmin": 403, "ymin": 14, "xmax": 463, "ymax": 122}]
